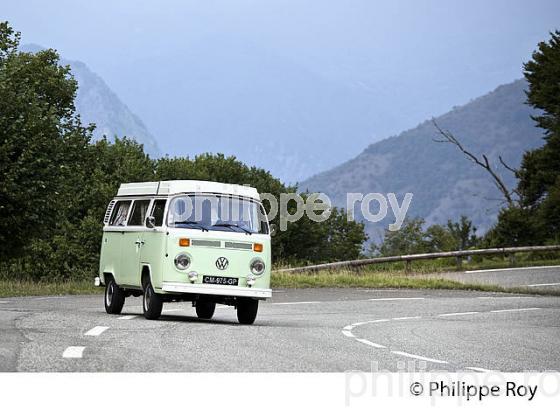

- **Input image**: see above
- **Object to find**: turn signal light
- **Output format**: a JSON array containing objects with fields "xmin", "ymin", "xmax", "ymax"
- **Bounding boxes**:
[
  {"xmin": 179, "ymin": 238, "xmax": 190, "ymax": 247},
  {"xmin": 253, "ymin": 243, "xmax": 263, "ymax": 252}
]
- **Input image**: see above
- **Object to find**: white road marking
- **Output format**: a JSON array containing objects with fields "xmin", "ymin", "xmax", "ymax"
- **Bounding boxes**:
[
  {"xmin": 391, "ymin": 350, "xmax": 448, "ymax": 364},
  {"xmin": 490, "ymin": 308, "xmax": 541, "ymax": 313},
  {"xmin": 344, "ymin": 306, "xmax": 543, "ymax": 369},
  {"xmin": 272, "ymin": 301, "xmax": 321, "ymax": 305},
  {"xmin": 368, "ymin": 297, "xmax": 425, "ymax": 301},
  {"xmin": 466, "ymin": 265, "xmax": 560, "ymax": 273},
  {"xmin": 527, "ymin": 282, "xmax": 560, "ymax": 287},
  {"xmin": 356, "ymin": 338, "xmax": 387, "ymax": 349},
  {"xmin": 466, "ymin": 366, "xmax": 495, "ymax": 373},
  {"xmin": 84, "ymin": 326, "xmax": 109, "ymax": 336},
  {"xmin": 0, "ymin": 301, "xmax": 7, "ymax": 304},
  {"xmin": 365, "ymin": 319, "xmax": 391, "ymax": 324},
  {"xmin": 342, "ymin": 330, "xmax": 355, "ymax": 338},
  {"xmin": 35, "ymin": 296, "xmax": 67, "ymax": 300},
  {"xmin": 162, "ymin": 308, "xmax": 183, "ymax": 313},
  {"xmin": 350, "ymin": 319, "xmax": 391, "ymax": 327},
  {"xmin": 439, "ymin": 311, "xmax": 479, "ymax": 317},
  {"xmin": 216, "ymin": 305, "xmax": 229, "ymax": 309},
  {"xmin": 477, "ymin": 296, "xmax": 534, "ymax": 299},
  {"xmin": 117, "ymin": 315, "xmax": 137, "ymax": 320},
  {"xmin": 63, "ymin": 346, "xmax": 85, "ymax": 358}
]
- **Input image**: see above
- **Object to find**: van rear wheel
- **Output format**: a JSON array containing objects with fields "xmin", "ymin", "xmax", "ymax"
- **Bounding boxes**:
[
  {"xmin": 196, "ymin": 300, "xmax": 216, "ymax": 319},
  {"xmin": 142, "ymin": 281, "xmax": 163, "ymax": 320},
  {"xmin": 105, "ymin": 278, "xmax": 125, "ymax": 314},
  {"xmin": 237, "ymin": 298, "xmax": 259, "ymax": 325}
]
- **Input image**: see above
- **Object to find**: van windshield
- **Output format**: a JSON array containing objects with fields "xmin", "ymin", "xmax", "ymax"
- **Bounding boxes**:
[{"xmin": 167, "ymin": 194, "xmax": 268, "ymax": 234}]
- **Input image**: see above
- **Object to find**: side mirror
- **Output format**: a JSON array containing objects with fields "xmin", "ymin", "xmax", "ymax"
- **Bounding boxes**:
[
  {"xmin": 269, "ymin": 223, "xmax": 277, "ymax": 237},
  {"xmin": 146, "ymin": 215, "xmax": 156, "ymax": 229}
]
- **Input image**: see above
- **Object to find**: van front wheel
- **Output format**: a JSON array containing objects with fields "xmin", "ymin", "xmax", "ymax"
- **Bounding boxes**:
[
  {"xmin": 237, "ymin": 298, "xmax": 259, "ymax": 325},
  {"xmin": 143, "ymin": 281, "xmax": 163, "ymax": 320},
  {"xmin": 105, "ymin": 278, "xmax": 125, "ymax": 314},
  {"xmin": 196, "ymin": 300, "xmax": 216, "ymax": 319}
]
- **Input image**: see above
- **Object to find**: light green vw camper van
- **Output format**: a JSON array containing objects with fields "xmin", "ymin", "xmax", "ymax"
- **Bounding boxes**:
[{"xmin": 95, "ymin": 180, "xmax": 272, "ymax": 324}]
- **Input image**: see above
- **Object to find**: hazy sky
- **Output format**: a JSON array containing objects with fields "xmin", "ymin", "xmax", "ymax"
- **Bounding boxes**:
[{"xmin": 2, "ymin": 0, "xmax": 559, "ymax": 176}]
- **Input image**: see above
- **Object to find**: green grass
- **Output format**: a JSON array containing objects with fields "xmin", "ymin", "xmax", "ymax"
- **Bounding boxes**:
[
  {"xmin": 270, "ymin": 254, "xmax": 560, "ymax": 295},
  {"xmin": 391, "ymin": 256, "xmax": 560, "ymax": 274},
  {"xmin": 1, "ymin": 254, "xmax": 559, "ymax": 298},
  {"xmin": 0, "ymin": 279, "xmax": 103, "ymax": 298},
  {"xmin": 271, "ymin": 270, "xmax": 560, "ymax": 296},
  {"xmin": 275, "ymin": 254, "xmax": 560, "ymax": 275}
]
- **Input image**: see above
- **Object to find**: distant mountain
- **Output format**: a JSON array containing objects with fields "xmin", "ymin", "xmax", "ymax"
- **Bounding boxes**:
[
  {"xmin": 138, "ymin": 39, "xmax": 386, "ymax": 184},
  {"xmin": 22, "ymin": 44, "xmax": 161, "ymax": 157},
  {"xmin": 133, "ymin": 36, "xmax": 497, "ymax": 185},
  {"xmin": 300, "ymin": 79, "xmax": 545, "ymax": 241}
]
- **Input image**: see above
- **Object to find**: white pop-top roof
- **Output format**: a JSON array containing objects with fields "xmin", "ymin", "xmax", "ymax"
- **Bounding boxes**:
[{"xmin": 116, "ymin": 180, "xmax": 261, "ymax": 200}]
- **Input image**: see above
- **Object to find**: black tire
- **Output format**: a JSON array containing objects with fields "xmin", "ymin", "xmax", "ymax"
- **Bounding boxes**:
[
  {"xmin": 142, "ymin": 280, "xmax": 163, "ymax": 320},
  {"xmin": 105, "ymin": 277, "xmax": 125, "ymax": 314},
  {"xmin": 236, "ymin": 298, "xmax": 259, "ymax": 325},
  {"xmin": 196, "ymin": 300, "xmax": 216, "ymax": 319}
]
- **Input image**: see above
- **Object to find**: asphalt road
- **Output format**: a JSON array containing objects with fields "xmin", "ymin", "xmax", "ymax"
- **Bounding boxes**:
[
  {"xmin": 1, "ymin": 266, "xmax": 559, "ymax": 372},
  {"xmin": 431, "ymin": 265, "xmax": 560, "ymax": 290}
]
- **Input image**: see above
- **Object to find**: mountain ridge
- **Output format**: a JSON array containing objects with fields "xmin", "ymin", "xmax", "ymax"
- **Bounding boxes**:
[
  {"xmin": 22, "ymin": 44, "xmax": 161, "ymax": 157},
  {"xmin": 300, "ymin": 79, "xmax": 545, "ymax": 241}
]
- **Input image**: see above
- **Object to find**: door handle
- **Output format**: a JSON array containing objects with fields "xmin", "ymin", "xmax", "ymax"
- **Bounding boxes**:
[{"xmin": 135, "ymin": 240, "xmax": 145, "ymax": 246}]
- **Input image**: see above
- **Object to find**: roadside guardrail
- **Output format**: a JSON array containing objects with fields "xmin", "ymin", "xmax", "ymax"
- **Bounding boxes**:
[{"xmin": 274, "ymin": 245, "xmax": 560, "ymax": 273}]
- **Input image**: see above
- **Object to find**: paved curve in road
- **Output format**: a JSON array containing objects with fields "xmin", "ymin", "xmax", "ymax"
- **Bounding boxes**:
[
  {"xmin": 431, "ymin": 265, "xmax": 560, "ymax": 290},
  {"xmin": 1, "ymin": 279, "xmax": 559, "ymax": 372}
]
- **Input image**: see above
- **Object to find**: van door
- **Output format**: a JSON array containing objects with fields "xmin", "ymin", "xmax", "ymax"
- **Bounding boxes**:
[
  {"xmin": 105, "ymin": 200, "xmax": 132, "ymax": 284},
  {"xmin": 139, "ymin": 199, "xmax": 168, "ymax": 290},
  {"xmin": 121, "ymin": 199, "xmax": 151, "ymax": 287}
]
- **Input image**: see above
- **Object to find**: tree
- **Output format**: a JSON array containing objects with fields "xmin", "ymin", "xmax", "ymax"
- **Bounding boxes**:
[
  {"xmin": 374, "ymin": 218, "xmax": 430, "ymax": 256},
  {"xmin": 490, "ymin": 31, "xmax": 560, "ymax": 245},
  {"xmin": 516, "ymin": 31, "xmax": 560, "ymax": 242},
  {"xmin": 280, "ymin": 205, "xmax": 367, "ymax": 263},
  {"xmin": 425, "ymin": 224, "xmax": 455, "ymax": 252},
  {"xmin": 156, "ymin": 153, "xmax": 287, "ymax": 200},
  {"xmin": 20, "ymin": 137, "xmax": 155, "ymax": 280},
  {"xmin": 374, "ymin": 215, "xmax": 479, "ymax": 256},
  {"xmin": 432, "ymin": 120, "xmax": 517, "ymax": 207},
  {"xmin": 446, "ymin": 215, "xmax": 479, "ymax": 250},
  {"xmin": 484, "ymin": 207, "xmax": 540, "ymax": 247},
  {"xmin": 0, "ymin": 22, "xmax": 91, "ymax": 260}
]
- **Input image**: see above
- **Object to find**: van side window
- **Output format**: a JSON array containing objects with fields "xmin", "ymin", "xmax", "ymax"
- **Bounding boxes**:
[
  {"xmin": 128, "ymin": 200, "xmax": 151, "ymax": 226},
  {"xmin": 109, "ymin": 201, "xmax": 132, "ymax": 226},
  {"xmin": 151, "ymin": 199, "xmax": 167, "ymax": 227},
  {"xmin": 259, "ymin": 204, "xmax": 270, "ymax": 234}
]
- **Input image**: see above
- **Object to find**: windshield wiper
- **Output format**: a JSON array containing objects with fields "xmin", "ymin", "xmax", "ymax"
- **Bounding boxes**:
[
  {"xmin": 213, "ymin": 222, "xmax": 252, "ymax": 235},
  {"xmin": 174, "ymin": 221, "xmax": 209, "ymax": 232}
]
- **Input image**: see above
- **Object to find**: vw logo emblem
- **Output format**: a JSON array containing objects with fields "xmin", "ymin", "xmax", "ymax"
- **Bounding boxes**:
[{"xmin": 216, "ymin": 257, "xmax": 229, "ymax": 270}]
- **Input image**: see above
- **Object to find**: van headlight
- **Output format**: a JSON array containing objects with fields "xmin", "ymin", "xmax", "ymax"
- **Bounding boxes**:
[
  {"xmin": 250, "ymin": 258, "xmax": 265, "ymax": 275},
  {"xmin": 174, "ymin": 253, "xmax": 191, "ymax": 270}
]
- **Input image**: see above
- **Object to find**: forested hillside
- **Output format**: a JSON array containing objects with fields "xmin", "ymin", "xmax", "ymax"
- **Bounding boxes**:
[{"xmin": 301, "ymin": 79, "xmax": 545, "ymax": 241}]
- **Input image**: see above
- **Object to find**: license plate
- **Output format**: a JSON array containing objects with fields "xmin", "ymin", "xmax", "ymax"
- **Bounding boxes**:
[{"xmin": 202, "ymin": 276, "xmax": 239, "ymax": 286}]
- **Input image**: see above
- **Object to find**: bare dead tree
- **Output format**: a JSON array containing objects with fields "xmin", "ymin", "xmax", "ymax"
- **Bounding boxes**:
[
  {"xmin": 432, "ymin": 119, "xmax": 517, "ymax": 207},
  {"xmin": 498, "ymin": 156, "xmax": 517, "ymax": 174},
  {"xmin": 498, "ymin": 156, "xmax": 522, "ymax": 200}
]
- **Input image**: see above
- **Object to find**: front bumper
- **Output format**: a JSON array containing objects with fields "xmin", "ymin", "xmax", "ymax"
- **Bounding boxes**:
[{"xmin": 161, "ymin": 281, "xmax": 272, "ymax": 299}]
